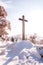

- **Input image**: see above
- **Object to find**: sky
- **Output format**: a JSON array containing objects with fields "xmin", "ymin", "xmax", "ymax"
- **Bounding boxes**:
[{"xmin": 0, "ymin": 0, "xmax": 43, "ymax": 36}]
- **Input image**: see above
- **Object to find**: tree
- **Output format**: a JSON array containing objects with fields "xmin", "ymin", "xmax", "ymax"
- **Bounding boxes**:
[
  {"xmin": 29, "ymin": 33, "xmax": 37, "ymax": 44},
  {"xmin": 0, "ymin": 6, "xmax": 11, "ymax": 38}
]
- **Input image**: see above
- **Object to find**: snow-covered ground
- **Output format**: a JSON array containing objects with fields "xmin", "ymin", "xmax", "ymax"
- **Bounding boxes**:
[{"xmin": 0, "ymin": 40, "xmax": 43, "ymax": 65}]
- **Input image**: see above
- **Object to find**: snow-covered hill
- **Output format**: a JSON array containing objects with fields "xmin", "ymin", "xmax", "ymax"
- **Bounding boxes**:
[{"xmin": 0, "ymin": 40, "xmax": 43, "ymax": 65}]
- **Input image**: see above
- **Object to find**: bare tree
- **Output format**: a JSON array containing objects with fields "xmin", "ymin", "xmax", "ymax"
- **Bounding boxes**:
[{"xmin": 29, "ymin": 33, "xmax": 37, "ymax": 44}]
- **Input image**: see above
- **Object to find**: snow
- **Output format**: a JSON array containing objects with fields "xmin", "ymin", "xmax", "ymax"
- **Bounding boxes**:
[
  {"xmin": 34, "ymin": 44, "xmax": 43, "ymax": 56},
  {"xmin": 0, "ymin": 40, "xmax": 43, "ymax": 65}
]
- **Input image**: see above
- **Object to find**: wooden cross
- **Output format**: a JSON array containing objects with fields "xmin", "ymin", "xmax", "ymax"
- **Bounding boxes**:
[{"xmin": 19, "ymin": 15, "xmax": 28, "ymax": 40}]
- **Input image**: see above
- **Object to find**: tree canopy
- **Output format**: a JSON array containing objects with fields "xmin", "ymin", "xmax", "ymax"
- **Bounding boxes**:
[{"xmin": 0, "ymin": 6, "xmax": 11, "ymax": 38}]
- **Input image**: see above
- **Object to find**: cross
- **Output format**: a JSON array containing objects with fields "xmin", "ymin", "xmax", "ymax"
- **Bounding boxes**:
[{"xmin": 19, "ymin": 15, "xmax": 28, "ymax": 40}]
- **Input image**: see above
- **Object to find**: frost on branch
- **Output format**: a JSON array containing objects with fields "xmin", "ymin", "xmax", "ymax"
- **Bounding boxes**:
[{"xmin": 0, "ymin": 6, "xmax": 11, "ymax": 38}]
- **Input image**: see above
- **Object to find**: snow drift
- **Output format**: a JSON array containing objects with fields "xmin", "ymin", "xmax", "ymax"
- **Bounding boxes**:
[
  {"xmin": 0, "ymin": 40, "xmax": 43, "ymax": 65},
  {"xmin": 7, "ymin": 40, "xmax": 33, "ymax": 57}
]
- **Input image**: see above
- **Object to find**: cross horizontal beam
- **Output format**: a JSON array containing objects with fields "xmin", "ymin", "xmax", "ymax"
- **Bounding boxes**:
[{"xmin": 19, "ymin": 18, "xmax": 28, "ymax": 22}]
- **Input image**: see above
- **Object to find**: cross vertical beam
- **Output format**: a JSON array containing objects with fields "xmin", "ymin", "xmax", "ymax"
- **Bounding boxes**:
[{"xmin": 19, "ymin": 15, "xmax": 28, "ymax": 40}]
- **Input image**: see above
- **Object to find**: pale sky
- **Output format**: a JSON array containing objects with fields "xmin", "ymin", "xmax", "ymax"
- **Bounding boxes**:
[{"xmin": 0, "ymin": 0, "xmax": 43, "ymax": 36}]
